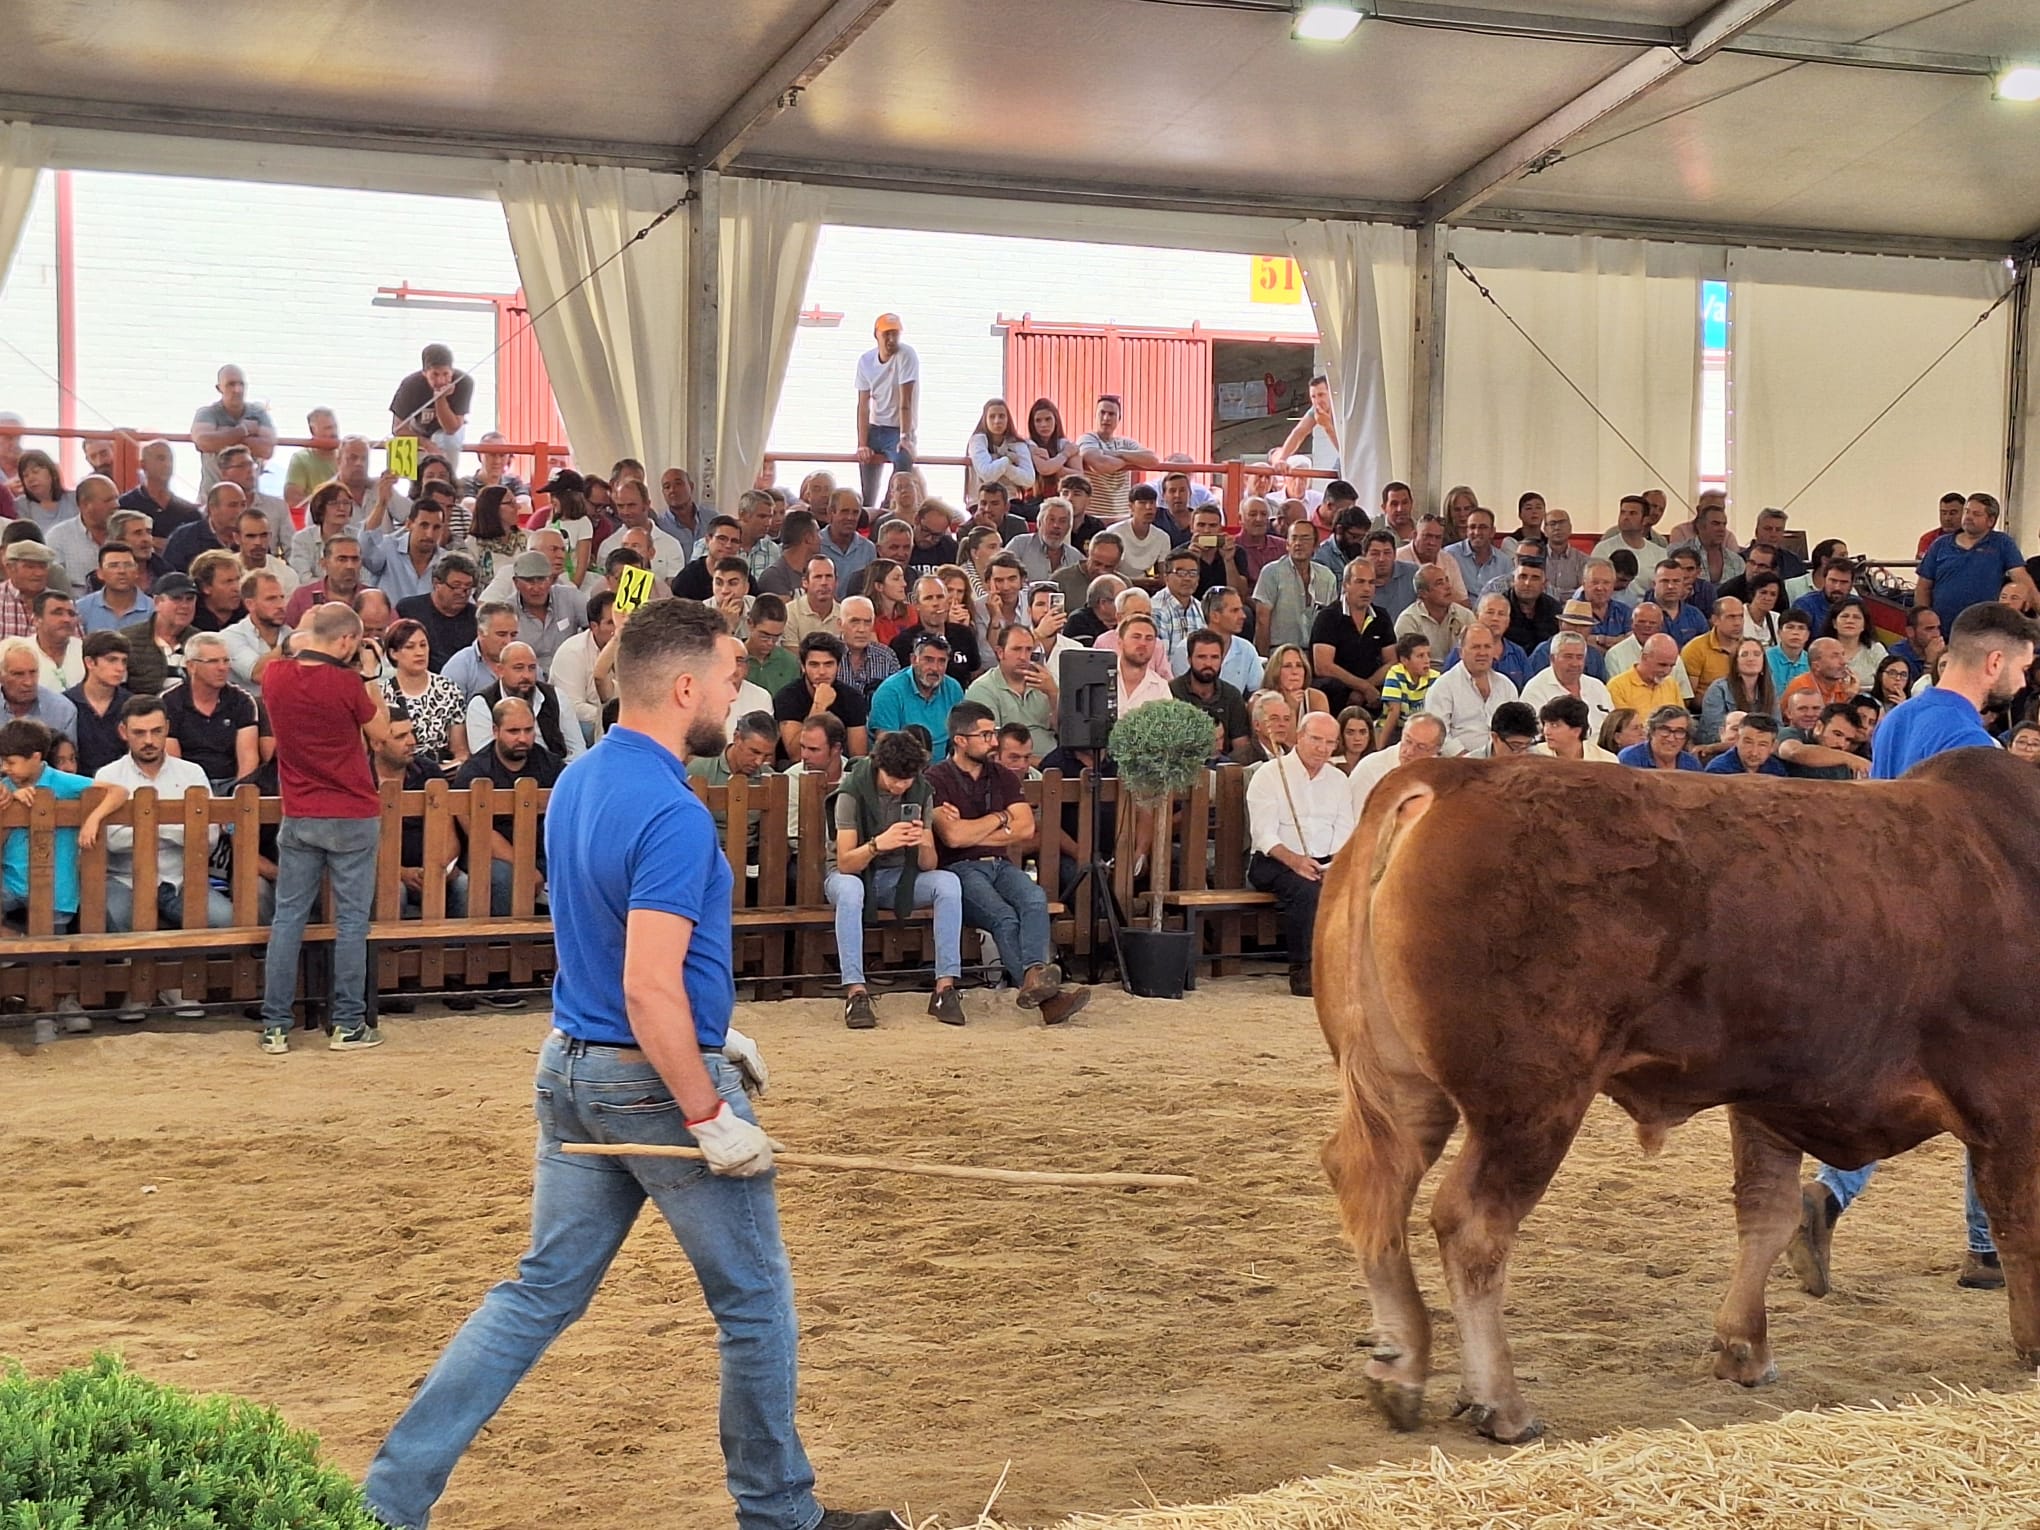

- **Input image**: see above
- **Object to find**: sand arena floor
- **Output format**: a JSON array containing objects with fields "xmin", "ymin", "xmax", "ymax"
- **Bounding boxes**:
[{"xmin": 1, "ymin": 977, "xmax": 2019, "ymax": 1527}]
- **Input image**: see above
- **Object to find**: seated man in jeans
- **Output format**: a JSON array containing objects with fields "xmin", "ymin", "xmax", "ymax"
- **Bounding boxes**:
[
  {"xmin": 926, "ymin": 700, "xmax": 1090, "ymax": 1025},
  {"xmin": 824, "ymin": 728, "xmax": 965, "ymax": 1031}
]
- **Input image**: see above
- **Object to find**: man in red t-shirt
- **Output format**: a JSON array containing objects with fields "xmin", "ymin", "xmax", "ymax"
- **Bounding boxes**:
[{"xmin": 258, "ymin": 601, "xmax": 394, "ymax": 1055}]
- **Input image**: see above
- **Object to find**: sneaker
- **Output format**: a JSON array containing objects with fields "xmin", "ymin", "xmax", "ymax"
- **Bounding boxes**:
[
  {"xmin": 260, "ymin": 1029, "xmax": 290, "ymax": 1056},
  {"xmin": 442, "ymin": 994, "xmax": 480, "ymax": 1012},
  {"xmin": 1784, "ymin": 1183, "xmax": 1838, "ymax": 1298},
  {"xmin": 816, "ymin": 1511, "xmax": 906, "ymax": 1530},
  {"xmin": 31, "ymin": 1016, "xmax": 57, "ymax": 1046},
  {"xmin": 480, "ymin": 992, "xmax": 526, "ymax": 1010},
  {"xmin": 116, "ymin": 999, "xmax": 149, "ymax": 1024},
  {"xmin": 158, "ymin": 989, "xmax": 206, "ymax": 1020},
  {"xmin": 1038, "ymin": 984, "xmax": 1092, "ymax": 1026},
  {"xmin": 843, "ymin": 991, "xmax": 878, "ymax": 1030},
  {"xmin": 1016, "ymin": 962, "xmax": 1063, "ymax": 1010},
  {"xmin": 58, "ymin": 997, "xmax": 91, "ymax": 1034},
  {"xmin": 329, "ymin": 1027, "xmax": 385, "ymax": 1052},
  {"xmin": 1958, "ymin": 1250, "xmax": 2005, "ymax": 1290},
  {"xmin": 928, "ymin": 985, "xmax": 967, "ymax": 1027},
  {"xmin": 1288, "ymin": 964, "xmax": 1313, "ymax": 998}
]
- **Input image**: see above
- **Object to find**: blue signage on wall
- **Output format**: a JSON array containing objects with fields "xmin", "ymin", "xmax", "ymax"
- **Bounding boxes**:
[{"xmin": 1702, "ymin": 281, "xmax": 1729, "ymax": 352}]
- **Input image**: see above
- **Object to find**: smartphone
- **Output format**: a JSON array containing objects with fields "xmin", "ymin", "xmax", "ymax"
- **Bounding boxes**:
[
  {"xmin": 1197, "ymin": 534, "xmax": 1220, "ymax": 550},
  {"xmin": 1048, "ymin": 591, "xmax": 1066, "ymax": 612},
  {"xmin": 1030, "ymin": 646, "xmax": 1046, "ymax": 666},
  {"xmin": 900, "ymin": 803, "xmax": 923, "ymax": 825}
]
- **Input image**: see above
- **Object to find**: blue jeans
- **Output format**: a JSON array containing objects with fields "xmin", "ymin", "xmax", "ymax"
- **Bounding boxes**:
[
  {"xmin": 1818, "ymin": 1156, "xmax": 1994, "ymax": 1256},
  {"xmin": 859, "ymin": 424, "xmax": 912, "ymax": 508},
  {"xmin": 362, "ymin": 1033, "xmax": 820, "ymax": 1530},
  {"xmin": 106, "ymin": 879, "xmax": 235, "ymax": 933},
  {"xmin": 824, "ymin": 866, "xmax": 963, "ymax": 988},
  {"xmin": 261, "ymin": 815, "xmax": 380, "ymax": 1034},
  {"xmin": 948, "ymin": 857, "xmax": 1050, "ymax": 987}
]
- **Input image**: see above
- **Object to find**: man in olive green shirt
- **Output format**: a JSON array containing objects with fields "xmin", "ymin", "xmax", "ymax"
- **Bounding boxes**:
[{"xmin": 965, "ymin": 623, "xmax": 1060, "ymax": 758}]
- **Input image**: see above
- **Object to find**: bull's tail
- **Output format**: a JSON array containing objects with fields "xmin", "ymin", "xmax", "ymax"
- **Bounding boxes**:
[{"xmin": 1318, "ymin": 777, "xmax": 1438, "ymax": 1264}]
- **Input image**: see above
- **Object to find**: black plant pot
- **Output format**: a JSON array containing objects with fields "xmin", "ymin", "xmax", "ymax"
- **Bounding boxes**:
[{"xmin": 1120, "ymin": 928, "xmax": 1195, "ymax": 1000}]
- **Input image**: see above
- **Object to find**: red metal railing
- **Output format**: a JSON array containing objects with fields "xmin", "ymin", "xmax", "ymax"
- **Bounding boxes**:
[{"xmin": 759, "ymin": 451, "xmax": 1332, "ymax": 514}]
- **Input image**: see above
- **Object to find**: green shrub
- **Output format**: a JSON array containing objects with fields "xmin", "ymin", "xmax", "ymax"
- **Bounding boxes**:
[
  {"xmin": 1108, "ymin": 699, "xmax": 1213, "ymax": 801},
  {"xmin": 0, "ymin": 1353, "xmax": 379, "ymax": 1530}
]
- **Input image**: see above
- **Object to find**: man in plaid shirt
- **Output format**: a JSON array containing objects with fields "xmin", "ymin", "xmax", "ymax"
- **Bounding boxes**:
[
  {"xmin": 1150, "ymin": 549, "xmax": 1207, "ymax": 659},
  {"xmin": 837, "ymin": 596, "xmax": 900, "ymax": 696},
  {"xmin": 0, "ymin": 542, "xmax": 57, "ymax": 639}
]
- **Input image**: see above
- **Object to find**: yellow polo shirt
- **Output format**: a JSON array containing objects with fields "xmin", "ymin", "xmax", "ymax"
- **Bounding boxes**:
[
  {"xmin": 1606, "ymin": 667, "xmax": 1685, "ymax": 719},
  {"xmin": 1679, "ymin": 632, "xmax": 1738, "ymax": 695}
]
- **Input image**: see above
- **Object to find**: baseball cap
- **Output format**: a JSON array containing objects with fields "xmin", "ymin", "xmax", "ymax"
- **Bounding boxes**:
[
  {"xmin": 539, "ymin": 468, "xmax": 586, "ymax": 497},
  {"xmin": 873, "ymin": 312, "xmax": 903, "ymax": 337},
  {"xmin": 153, "ymin": 572, "xmax": 198, "ymax": 599},
  {"xmin": 511, "ymin": 551, "xmax": 553, "ymax": 579},
  {"xmin": 1559, "ymin": 597, "xmax": 1593, "ymax": 625}
]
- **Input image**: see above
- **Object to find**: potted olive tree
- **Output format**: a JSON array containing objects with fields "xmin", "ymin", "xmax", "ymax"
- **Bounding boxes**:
[{"xmin": 1107, "ymin": 698, "xmax": 1215, "ymax": 998}]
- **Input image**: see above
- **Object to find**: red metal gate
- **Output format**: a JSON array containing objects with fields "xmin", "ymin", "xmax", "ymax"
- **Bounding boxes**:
[{"xmin": 999, "ymin": 317, "xmax": 1214, "ymax": 462}]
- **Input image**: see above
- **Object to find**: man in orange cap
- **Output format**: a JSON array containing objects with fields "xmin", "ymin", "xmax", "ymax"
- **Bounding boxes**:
[{"xmin": 855, "ymin": 313, "xmax": 919, "ymax": 510}]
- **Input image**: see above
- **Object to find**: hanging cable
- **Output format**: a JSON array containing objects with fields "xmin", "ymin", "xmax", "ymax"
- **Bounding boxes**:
[
  {"xmin": 1781, "ymin": 263, "xmax": 2026, "ymax": 510},
  {"xmin": 1446, "ymin": 253, "xmax": 1693, "ymax": 511}
]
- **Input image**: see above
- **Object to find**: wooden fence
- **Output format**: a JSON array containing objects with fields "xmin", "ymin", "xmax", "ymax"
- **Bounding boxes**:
[{"xmin": 0, "ymin": 768, "xmax": 1283, "ymax": 1015}]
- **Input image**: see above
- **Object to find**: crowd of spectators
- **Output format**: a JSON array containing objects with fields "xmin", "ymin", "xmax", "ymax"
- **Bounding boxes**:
[{"xmin": 6, "ymin": 336, "xmax": 2039, "ymax": 1036}]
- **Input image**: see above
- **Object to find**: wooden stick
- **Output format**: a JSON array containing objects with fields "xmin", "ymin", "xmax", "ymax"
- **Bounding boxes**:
[{"xmin": 560, "ymin": 1142, "xmax": 1197, "ymax": 1189}]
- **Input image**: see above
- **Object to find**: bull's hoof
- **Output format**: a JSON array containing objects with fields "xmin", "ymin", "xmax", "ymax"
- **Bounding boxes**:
[
  {"xmin": 1363, "ymin": 1363, "xmax": 1426, "ymax": 1431},
  {"xmin": 1452, "ymin": 1393, "xmax": 1543, "ymax": 1444},
  {"xmin": 1711, "ymin": 1339, "xmax": 1779, "ymax": 1388}
]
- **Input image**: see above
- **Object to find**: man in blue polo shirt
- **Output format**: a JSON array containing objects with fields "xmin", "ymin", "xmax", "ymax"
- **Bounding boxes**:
[
  {"xmin": 867, "ymin": 630, "xmax": 964, "ymax": 759},
  {"xmin": 1915, "ymin": 492, "xmax": 2040, "ymax": 634},
  {"xmin": 1702, "ymin": 713, "xmax": 1787, "ymax": 775},
  {"xmin": 1788, "ymin": 599, "xmax": 2040, "ymax": 1302},
  {"xmin": 363, "ymin": 599, "xmax": 901, "ymax": 1530}
]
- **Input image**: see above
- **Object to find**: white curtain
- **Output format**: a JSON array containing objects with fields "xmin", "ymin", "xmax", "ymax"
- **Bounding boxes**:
[
  {"xmin": 1727, "ymin": 249, "xmax": 2015, "ymax": 558},
  {"xmin": 0, "ymin": 121, "xmax": 49, "ymax": 293},
  {"xmin": 717, "ymin": 178, "xmax": 823, "ymax": 506},
  {"xmin": 497, "ymin": 160, "xmax": 691, "ymax": 475},
  {"xmin": 1284, "ymin": 220, "xmax": 1399, "ymax": 494},
  {"xmin": 1442, "ymin": 230, "xmax": 1702, "ymax": 526}
]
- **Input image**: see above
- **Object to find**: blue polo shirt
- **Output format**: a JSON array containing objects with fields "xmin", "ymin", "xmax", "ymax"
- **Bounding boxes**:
[
  {"xmin": 1, "ymin": 765, "xmax": 96, "ymax": 914},
  {"xmin": 544, "ymin": 726, "xmax": 734, "ymax": 1048},
  {"xmin": 1617, "ymin": 742, "xmax": 1700, "ymax": 771},
  {"xmin": 1917, "ymin": 530, "xmax": 2024, "ymax": 632},
  {"xmin": 1658, "ymin": 601, "xmax": 1708, "ymax": 648},
  {"xmin": 1870, "ymin": 687, "xmax": 1996, "ymax": 780},
  {"xmin": 1704, "ymin": 749, "xmax": 1787, "ymax": 776},
  {"xmin": 868, "ymin": 669, "xmax": 964, "ymax": 759}
]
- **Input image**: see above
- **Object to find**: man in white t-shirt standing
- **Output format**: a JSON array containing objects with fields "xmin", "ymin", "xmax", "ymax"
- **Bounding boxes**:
[
  {"xmin": 1078, "ymin": 394, "xmax": 1162, "ymax": 526},
  {"xmin": 855, "ymin": 313, "xmax": 919, "ymax": 509}
]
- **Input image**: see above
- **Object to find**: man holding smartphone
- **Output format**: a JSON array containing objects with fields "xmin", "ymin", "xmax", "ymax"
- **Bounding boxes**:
[{"xmin": 826, "ymin": 729, "xmax": 965, "ymax": 1030}]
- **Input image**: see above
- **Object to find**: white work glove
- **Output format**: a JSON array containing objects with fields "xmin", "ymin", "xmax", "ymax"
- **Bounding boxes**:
[
  {"xmin": 722, "ymin": 1027, "xmax": 769, "ymax": 1098},
  {"xmin": 687, "ymin": 1101, "xmax": 777, "ymax": 1177}
]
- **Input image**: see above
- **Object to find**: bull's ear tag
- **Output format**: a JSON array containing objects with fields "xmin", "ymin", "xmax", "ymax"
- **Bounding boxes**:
[{"xmin": 613, "ymin": 565, "xmax": 657, "ymax": 614}]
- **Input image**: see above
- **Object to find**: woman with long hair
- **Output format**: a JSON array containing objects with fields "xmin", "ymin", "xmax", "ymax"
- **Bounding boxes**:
[
  {"xmin": 959, "ymin": 525, "xmax": 1002, "ymax": 599},
  {"xmin": 1334, "ymin": 705, "xmax": 1376, "ymax": 769},
  {"xmin": 1598, "ymin": 706, "xmax": 1645, "ymax": 755},
  {"xmin": 380, "ymin": 618, "xmax": 470, "ymax": 766},
  {"xmin": 1821, "ymin": 597, "xmax": 1887, "ymax": 688},
  {"xmin": 1023, "ymin": 398, "xmax": 1081, "ymax": 502},
  {"xmin": 14, "ymin": 449, "xmax": 75, "ymax": 532},
  {"xmin": 937, "ymin": 564, "xmax": 983, "ymax": 644},
  {"xmin": 1699, "ymin": 638, "xmax": 1778, "ymax": 752},
  {"xmin": 1265, "ymin": 644, "xmax": 1329, "ymax": 732},
  {"xmin": 865, "ymin": 558, "xmax": 913, "ymax": 646},
  {"xmin": 1871, "ymin": 653, "xmax": 1913, "ymax": 711},
  {"xmin": 463, "ymin": 484, "xmax": 527, "ymax": 587},
  {"xmin": 885, "ymin": 469, "xmax": 928, "ymax": 521},
  {"xmin": 1441, "ymin": 485, "xmax": 1479, "ymax": 541},
  {"xmin": 965, "ymin": 398, "xmax": 1037, "ymax": 499}
]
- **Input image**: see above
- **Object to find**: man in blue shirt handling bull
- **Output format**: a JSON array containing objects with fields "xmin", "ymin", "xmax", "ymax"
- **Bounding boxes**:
[
  {"xmin": 362, "ymin": 597, "xmax": 901, "ymax": 1530},
  {"xmin": 1787, "ymin": 599, "xmax": 2040, "ymax": 1298}
]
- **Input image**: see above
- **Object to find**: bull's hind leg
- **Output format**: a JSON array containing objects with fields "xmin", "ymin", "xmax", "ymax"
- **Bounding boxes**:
[
  {"xmin": 1711, "ymin": 1107, "xmax": 1801, "ymax": 1386},
  {"xmin": 1967, "ymin": 1140, "xmax": 2040, "ymax": 1367},
  {"xmin": 1325, "ymin": 1074, "xmax": 1459, "ymax": 1431},
  {"xmin": 1430, "ymin": 1104, "xmax": 1586, "ymax": 1444}
]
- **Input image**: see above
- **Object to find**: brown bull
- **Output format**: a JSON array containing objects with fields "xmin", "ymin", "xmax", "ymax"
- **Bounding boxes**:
[{"xmin": 1315, "ymin": 750, "xmax": 2040, "ymax": 1445}]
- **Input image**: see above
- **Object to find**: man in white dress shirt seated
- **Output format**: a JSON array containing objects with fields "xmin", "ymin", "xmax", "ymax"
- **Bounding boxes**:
[
  {"xmin": 1245, "ymin": 712, "xmax": 1355, "ymax": 998},
  {"xmin": 1422, "ymin": 623, "xmax": 1519, "ymax": 755},
  {"xmin": 1519, "ymin": 631, "xmax": 1614, "ymax": 736},
  {"xmin": 1347, "ymin": 711, "xmax": 1446, "ymax": 821}
]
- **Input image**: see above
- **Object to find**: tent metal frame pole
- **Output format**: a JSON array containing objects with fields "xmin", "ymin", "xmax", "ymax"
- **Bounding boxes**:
[
  {"xmin": 688, "ymin": 168, "xmax": 723, "ymax": 505},
  {"xmin": 1409, "ymin": 223, "xmax": 1449, "ymax": 514},
  {"xmin": 2007, "ymin": 258, "xmax": 2036, "ymax": 541}
]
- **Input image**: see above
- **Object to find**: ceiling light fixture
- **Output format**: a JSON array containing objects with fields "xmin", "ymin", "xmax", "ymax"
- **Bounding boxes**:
[
  {"xmin": 1997, "ymin": 65, "xmax": 2040, "ymax": 102},
  {"xmin": 1292, "ymin": 1, "xmax": 1363, "ymax": 44}
]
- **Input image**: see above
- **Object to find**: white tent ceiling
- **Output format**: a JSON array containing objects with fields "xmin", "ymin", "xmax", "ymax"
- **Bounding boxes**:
[{"xmin": 2, "ymin": 0, "xmax": 2035, "ymax": 254}]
